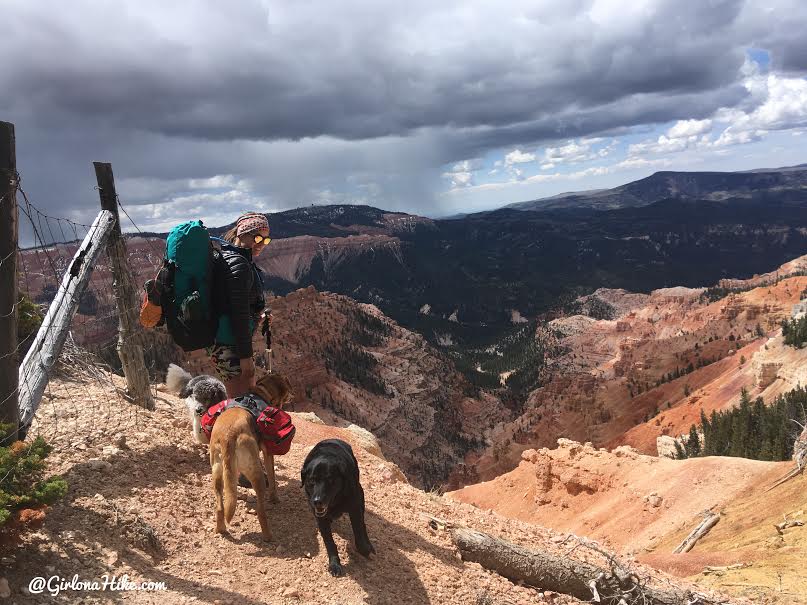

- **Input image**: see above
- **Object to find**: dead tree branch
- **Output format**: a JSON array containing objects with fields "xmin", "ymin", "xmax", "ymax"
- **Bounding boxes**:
[
  {"xmin": 774, "ymin": 519, "xmax": 804, "ymax": 535},
  {"xmin": 674, "ymin": 512, "xmax": 720, "ymax": 554},
  {"xmin": 450, "ymin": 527, "xmax": 726, "ymax": 605}
]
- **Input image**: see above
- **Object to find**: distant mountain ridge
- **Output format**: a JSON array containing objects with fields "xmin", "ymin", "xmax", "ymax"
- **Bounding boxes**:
[{"xmin": 502, "ymin": 164, "xmax": 807, "ymax": 212}]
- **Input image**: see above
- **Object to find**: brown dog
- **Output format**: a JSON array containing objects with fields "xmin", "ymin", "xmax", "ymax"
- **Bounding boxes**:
[{"xmin": 209, "ymin": 372, "xmax": 294, "ymax": 539}]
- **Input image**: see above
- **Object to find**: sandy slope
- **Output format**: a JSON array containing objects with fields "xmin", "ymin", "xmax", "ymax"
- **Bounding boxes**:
[
  {"xmin": 449, "ymin": 440, "xmax": 807, "ymax": 604},
  {"xmin": 644, "ymin": 468, "xmax": 807, "ymax": 604}
]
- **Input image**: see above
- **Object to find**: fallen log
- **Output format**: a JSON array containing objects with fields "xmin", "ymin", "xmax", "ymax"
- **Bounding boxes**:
[
  {"xmin": 673, "ymin": 512, "xmax": 720, "ymax": 554},
  {"xmin": 451, "ymin": 527, "xmax": 725, "ymax": 605},
  {"xmin": 774, "ymin": 519, "xmax": 804, "ymax": 535},
  {"xmin": 766, "ymin": 423, "xmax": 806, "ymax": 491},
  {"xmin": 765, "ymin": 465, "xmax": 804, "ymax": 492},
  {"xmin": 702, "ymin": 563, "xmax": 749, "ymax": 576}
]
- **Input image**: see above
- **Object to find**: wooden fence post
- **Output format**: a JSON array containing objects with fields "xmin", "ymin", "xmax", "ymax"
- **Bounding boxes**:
[
  {"xmin": 0, "ymin": 122, "xmax": 19, "ymax": 444},
  {"xmin": 18, "ymin": 211, "xmax": 117, "ymax": 430},
  {"xmin": 93, "ymin": 162, "xmax": 154, "ymax": 410}
]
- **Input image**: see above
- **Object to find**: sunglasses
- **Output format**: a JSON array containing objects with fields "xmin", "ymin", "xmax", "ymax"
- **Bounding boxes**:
[{"xmin": 252, "ymin": 233, "xmax": 271, "ymax": 245}]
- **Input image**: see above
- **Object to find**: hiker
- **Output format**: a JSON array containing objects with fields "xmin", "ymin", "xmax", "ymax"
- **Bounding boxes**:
[{"xmin": 208, "ymin": 212, "xmax": 272, "ymax": 398}]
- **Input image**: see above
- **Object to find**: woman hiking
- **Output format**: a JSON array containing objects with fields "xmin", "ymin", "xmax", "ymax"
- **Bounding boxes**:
[{"xmin": 209, "ymin": 211, "xmax": 272, "ymax": 398}]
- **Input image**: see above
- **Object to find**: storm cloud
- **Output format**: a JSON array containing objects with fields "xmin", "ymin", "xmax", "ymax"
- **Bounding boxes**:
[{"xmin": 2, "ymin": 0, "xmax": 806, "ymax": 230}]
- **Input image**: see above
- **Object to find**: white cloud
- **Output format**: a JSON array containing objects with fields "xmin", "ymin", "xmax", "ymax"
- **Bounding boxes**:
[
  {"xmin": 628, "ymin": 134, "xmax": 698, "ymax": 156},
  {"xmin": 541, "ymin": 138, "xmax": 617, "ymax": 167},
  {"xmin": 667, "ymin": 119, "xmax": 713, "ymax": 139},
  {"xmin": 630, "ymin": 74, "xmax": 807, "ymax": 157},
  {"xmin": 504, "ymin": 149, "xmax": 537, "ymax": 165},
  {"xmin": 443, "ymin": 157, "xmax": 486, "ymax": 189},
  {"xmin": 441, "ymin": 157, "xmax": 670, "ymax": 197},
  {"xmin": 712, "ymin": 128, "xmax": 765, "ymax": 147},
  {"xmin": 451, "ymin": 158, "xmax": 484, "ymax": 172},
  {"xmin": 629, "ymin": 119, "xmax": 714, "ymax": 156},
  {"xmin": 442, "ymin": 169, "xmax": 475, "ymax": 189},
  {"xmin": 705, "ymin": 74, "xmax": 807, "ymax": 149},
  {"xmin": 187, "ymin": 174, "xmax": 240, "ymax": 189},
  {"xmin": 613, "ymin": 157, "xmax": 673, "ymax": 170},
  {"xmin": 731, "ymin": 74, "xmax": 807, "ymax": 132}
]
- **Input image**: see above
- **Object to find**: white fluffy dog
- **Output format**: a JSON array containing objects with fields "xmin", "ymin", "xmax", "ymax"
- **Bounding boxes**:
[{"xmin": 165, "ymin": 363, "xmax": 228, "ymax": 444}]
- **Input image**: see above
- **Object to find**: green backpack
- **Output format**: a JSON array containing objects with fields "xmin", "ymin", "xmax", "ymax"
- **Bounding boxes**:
[{"xmin": 155, "ymin": 220, "xmax": 226, "ymax": 351}]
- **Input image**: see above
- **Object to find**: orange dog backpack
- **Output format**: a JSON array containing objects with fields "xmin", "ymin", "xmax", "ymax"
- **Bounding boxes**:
[{"xmin": 201, "ymin": 394, "xmax": 295, "ymax": 455}]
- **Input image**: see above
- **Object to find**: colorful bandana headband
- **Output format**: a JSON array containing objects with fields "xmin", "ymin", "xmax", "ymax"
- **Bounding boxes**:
[{"xmin": 235, "ymin": 212, "xmax": 269, "ymax": 237}]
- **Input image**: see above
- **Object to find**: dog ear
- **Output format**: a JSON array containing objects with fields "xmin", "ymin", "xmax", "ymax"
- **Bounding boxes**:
[{"xmin": 256, "ymin": 373, "xmax": 294, "ymax": 408}]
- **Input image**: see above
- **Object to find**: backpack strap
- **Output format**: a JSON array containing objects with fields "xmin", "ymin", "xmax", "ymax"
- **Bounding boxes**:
[{"xmin": 227, "ymin": 394, "xmax": 270, "ymax": 420}]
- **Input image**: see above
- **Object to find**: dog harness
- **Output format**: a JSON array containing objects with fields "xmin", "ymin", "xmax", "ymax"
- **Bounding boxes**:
[{"xmin": 200, "ymin": 394, "xmax": 296, "ymax": 455}]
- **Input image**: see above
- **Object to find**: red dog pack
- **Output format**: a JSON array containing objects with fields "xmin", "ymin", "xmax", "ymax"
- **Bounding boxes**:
[{"xmin": 201, "ymin": 394, "xmax": 295, "ymax": 455}]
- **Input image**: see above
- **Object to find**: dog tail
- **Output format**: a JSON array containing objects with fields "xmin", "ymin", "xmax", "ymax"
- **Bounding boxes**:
[
  {"xmin": 222, "ymin": 438, "xmax": 239, "ymax": 524},
  {"xmin": 166, "ymin": 363, "xmax": 192, "ymax": 396}
]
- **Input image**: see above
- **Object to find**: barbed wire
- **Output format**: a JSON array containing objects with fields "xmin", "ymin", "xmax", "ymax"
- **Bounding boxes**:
[
  {"xmin": 2, "ymin": 174, "xmax": 175, "ymax": 467},
  {"xmin": 115, "ymin": 194, "xmax": 167, "ymax": 266}
]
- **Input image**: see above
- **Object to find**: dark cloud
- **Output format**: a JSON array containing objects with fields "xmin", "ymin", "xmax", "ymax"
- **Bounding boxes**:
[
  {"xmin": 2, "ymin": 0, "xmax": 751, "ymax": 141},
  {"xmin": 1, "ymin": 0, "xmax": 805, "ymax": 226}
]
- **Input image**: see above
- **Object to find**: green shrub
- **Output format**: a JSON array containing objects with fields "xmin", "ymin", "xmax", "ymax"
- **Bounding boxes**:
[{"xmin": 0, "ymin": 424, "xmax": 67, "ymax": 527}]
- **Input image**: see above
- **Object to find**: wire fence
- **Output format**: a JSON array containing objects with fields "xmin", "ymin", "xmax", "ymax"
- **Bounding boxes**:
[{"xmin": 3, "ymin": 173, "xmax": 183, "ymax": 461}]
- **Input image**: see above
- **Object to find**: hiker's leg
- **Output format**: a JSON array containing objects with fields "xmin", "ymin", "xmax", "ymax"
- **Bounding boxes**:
[
  {"xmin": 224, "ymin": 373, "xmax": 252, "ymax": 399},
  {"xmin": 207, "ymin": 344, "xmax": 248, "ymax": 398}
]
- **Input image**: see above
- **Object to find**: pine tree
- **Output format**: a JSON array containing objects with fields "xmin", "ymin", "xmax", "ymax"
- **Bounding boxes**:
[{"xmin": 685, "ymin": 424, "xmax": 701, "ymax": 457}]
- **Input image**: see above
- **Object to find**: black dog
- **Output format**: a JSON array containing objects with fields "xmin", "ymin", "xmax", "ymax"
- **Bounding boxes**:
[{"xmin": 301, "ymin": 439, "xmax": 375, "ymax": 576}]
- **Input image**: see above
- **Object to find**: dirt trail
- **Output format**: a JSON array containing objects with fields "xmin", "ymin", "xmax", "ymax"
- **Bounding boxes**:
[{"xmin": 4, "ymin": 375, "xmax": 597, "ymax": 605}]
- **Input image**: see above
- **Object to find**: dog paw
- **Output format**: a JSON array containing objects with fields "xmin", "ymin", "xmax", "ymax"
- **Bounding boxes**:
[
  {"xmin": 328, "ymin": 559, "xmax": 344, "ymax": 577},
  {"xmin": 356, "ymin": 540, "xmax": 375, "ymax": 558},
  {"xmin": 269, "ymin": 491, "xmax": 280, "ymax": 504}
]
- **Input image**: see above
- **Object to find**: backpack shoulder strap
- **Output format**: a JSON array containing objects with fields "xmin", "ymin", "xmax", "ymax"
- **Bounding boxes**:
[{"xmin": 228, "ymin": 394, "xmax": 269, "ymax": 419}]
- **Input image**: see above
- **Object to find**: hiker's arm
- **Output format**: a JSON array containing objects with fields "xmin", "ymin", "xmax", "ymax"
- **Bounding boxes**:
[{"xmin": 224, "ymin": 254, "xmax": 254, "ymax": 358}]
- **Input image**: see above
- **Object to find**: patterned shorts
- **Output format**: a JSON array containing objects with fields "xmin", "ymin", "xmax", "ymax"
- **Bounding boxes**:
[
  {"xmin": 205, "ymin": 344, "xmax": 243, "ymax": 381},
  {"xmin": 205, "ymin": 343, "xmax": 268, "ymax": 381}
]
